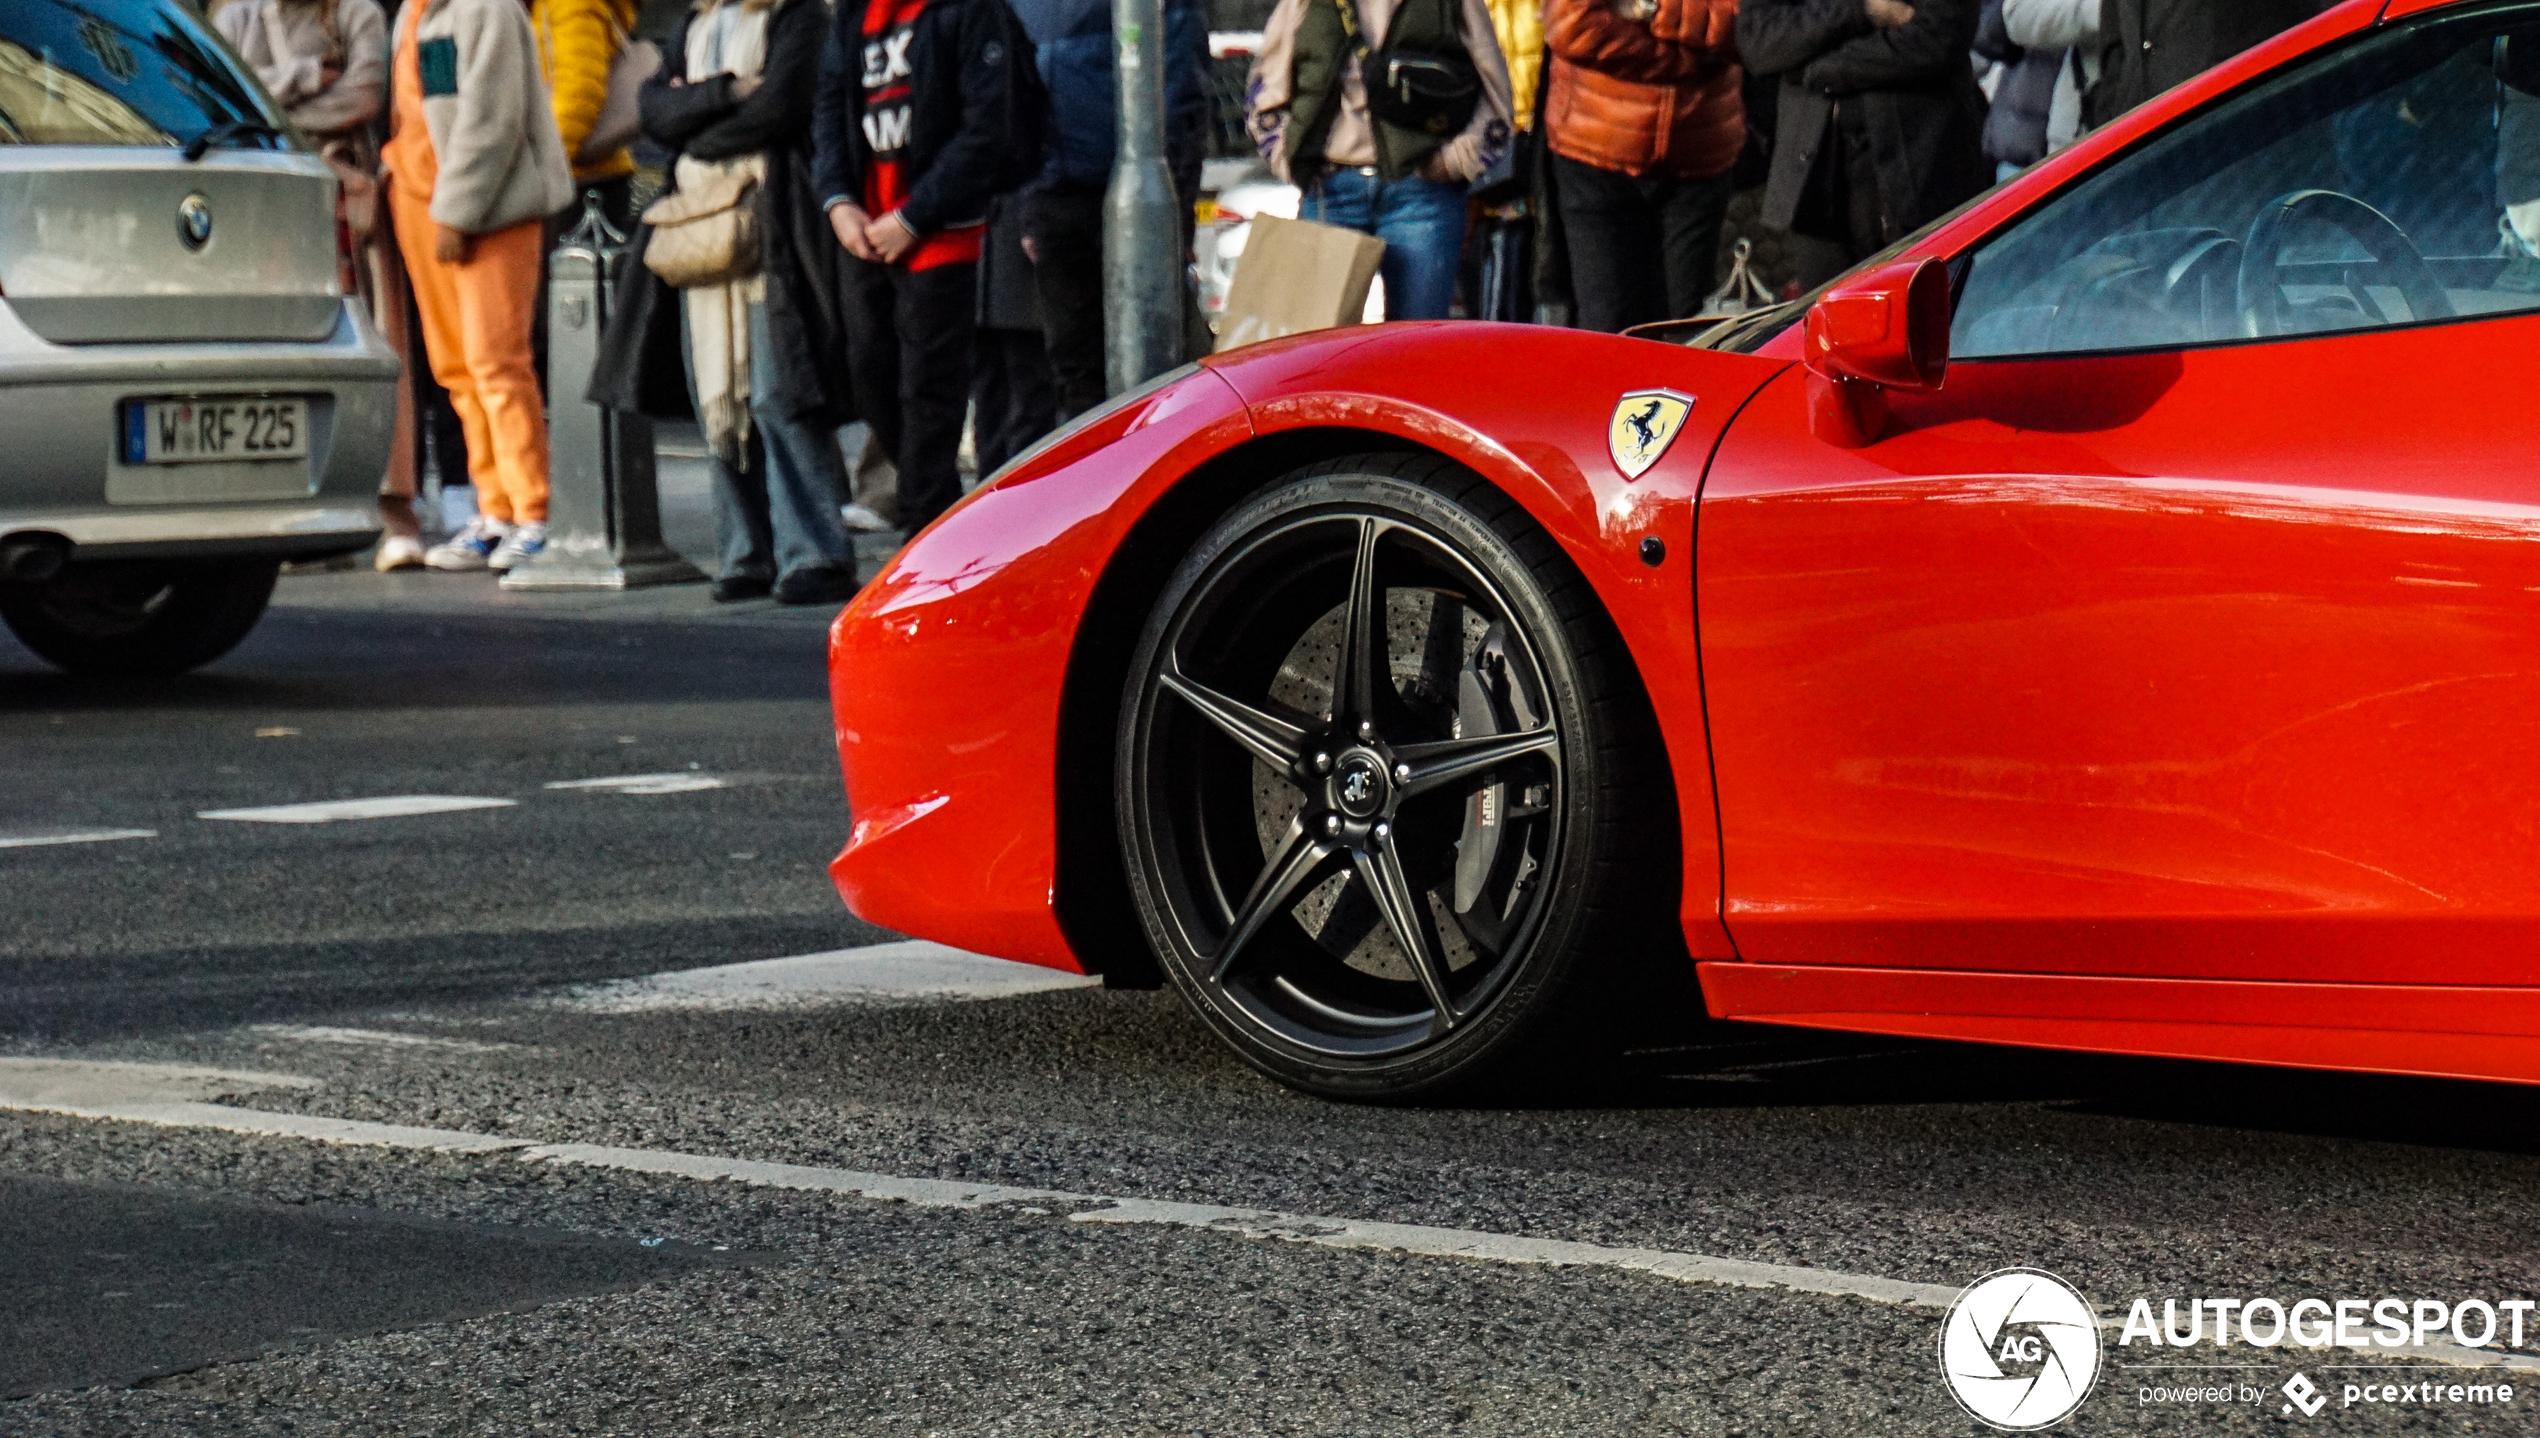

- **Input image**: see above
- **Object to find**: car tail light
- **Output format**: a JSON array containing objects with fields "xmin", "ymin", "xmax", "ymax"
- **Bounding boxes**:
[{"xmin": 336, "ymin": 216, "xmax": 359, "ymax": 296}]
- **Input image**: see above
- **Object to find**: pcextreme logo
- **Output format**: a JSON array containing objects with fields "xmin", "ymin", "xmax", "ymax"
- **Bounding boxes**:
[{"xmin": 1939, "ymin": 1268, "xmax": 2103, "ymax": 1430}]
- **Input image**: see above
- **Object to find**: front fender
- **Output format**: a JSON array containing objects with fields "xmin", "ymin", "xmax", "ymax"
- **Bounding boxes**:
[{"xmin": 828, "ymin": 366, "xmax": 1254, "ymax": 971}]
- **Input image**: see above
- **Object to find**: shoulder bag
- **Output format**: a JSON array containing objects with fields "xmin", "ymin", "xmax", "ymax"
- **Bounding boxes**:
[
  {"xmin": 1334, "ymin": 0, "xmax": 1481, "ymax": 139},
  {"xmin": 542, "ymin": 4, "xmax": 664, "ymax": 164},
  {"xmin": 639, "ymin": 157, "xmax": 762, "ymax": 287}
]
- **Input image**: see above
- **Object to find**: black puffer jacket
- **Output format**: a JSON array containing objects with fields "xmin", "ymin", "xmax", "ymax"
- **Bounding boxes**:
[
  {"xmin": 1738, "ymin": 0, "xmax": 1989, "ymax": 246},
  {"xmin": 588, "ymin": 0, "xmax": 854, "ymax": 425},
  {"xmin": 2081, "ymin": 0, "xmax": 2317, "ymax": 130}
]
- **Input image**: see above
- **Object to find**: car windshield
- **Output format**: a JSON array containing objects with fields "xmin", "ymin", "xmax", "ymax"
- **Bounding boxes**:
[
  {"xmin": 1954, "ymin": 3, "xmax": 2540, "ymax": 358},
  {"xmin": 0, "ymin": 0, "xmax": 282, "ymax": 148}
]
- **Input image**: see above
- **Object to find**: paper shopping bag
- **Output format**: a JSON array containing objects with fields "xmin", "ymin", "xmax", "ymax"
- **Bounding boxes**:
[{"xmin": 1215, "ymin": 214, "xmax": 1388, "ymax": 352}]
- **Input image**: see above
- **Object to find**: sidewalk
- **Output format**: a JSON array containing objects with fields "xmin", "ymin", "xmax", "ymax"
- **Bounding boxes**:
[{"xmin": 270, "ymin": 426, "xmax": 906, "ymax": 629}]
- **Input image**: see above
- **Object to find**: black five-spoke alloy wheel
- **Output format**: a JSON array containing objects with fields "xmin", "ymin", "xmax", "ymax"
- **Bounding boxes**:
[{"xmin": 1117, "ymin": 456, "xmax": 1673, "ymax": 1101}]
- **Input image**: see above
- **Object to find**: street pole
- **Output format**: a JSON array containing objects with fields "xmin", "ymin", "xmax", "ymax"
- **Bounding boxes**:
[{"xmin": 1104, "ymin": 0, "xmax": 1181, "ymax": 395}]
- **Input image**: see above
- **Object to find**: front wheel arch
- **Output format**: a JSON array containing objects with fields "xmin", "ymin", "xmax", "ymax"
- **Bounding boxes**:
[{"xmin": 1052, "ymin": 434, "xmax": 1685, "ymax": 1023}]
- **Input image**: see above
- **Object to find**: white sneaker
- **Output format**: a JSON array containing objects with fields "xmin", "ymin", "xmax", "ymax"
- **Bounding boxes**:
[
  {"xmin": 424, "ymin": 516, "xmax": 511, "ymax": 571},
  {"xmin": 490, "ymin": 520, "xmax": 549, "ymax": 572},
  {"xmin": 839, "ymin": 503, "xmax": 897, "ymax": 533},
  {"xmin": 374, "ymin": 534, "xmax": 426, "ymax": 572}
]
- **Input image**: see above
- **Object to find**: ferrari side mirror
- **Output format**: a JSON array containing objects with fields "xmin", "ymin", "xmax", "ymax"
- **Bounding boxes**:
[{"xmin": 1801, "ymin": 256, "xmax": 1953, "ymax": 446}]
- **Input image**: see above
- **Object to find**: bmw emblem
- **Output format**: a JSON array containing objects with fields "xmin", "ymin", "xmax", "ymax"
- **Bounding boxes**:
[{"xmin": 176, "ymin": 192, "xmax": 212, "ymax": 251}]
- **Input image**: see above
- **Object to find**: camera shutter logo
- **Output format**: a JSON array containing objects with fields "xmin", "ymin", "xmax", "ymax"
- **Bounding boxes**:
[{"xmin": 1939, "ymin": 1268, "xmax": 2103, "ymax": 1430}]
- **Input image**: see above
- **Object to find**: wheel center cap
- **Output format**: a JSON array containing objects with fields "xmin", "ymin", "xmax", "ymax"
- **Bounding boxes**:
[{"xmin": 1332, "ymin": 749, "xmax": 1391, "ymax": 819}]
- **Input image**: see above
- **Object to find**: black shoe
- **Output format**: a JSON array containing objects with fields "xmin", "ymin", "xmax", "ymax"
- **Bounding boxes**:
[
  {"xmin": 710, "ymin": 574, "xmax": 772, "ymax": 603},
  {"xmin": 772, "ymin": 566, "xmax": 859, "ymax": 607}
]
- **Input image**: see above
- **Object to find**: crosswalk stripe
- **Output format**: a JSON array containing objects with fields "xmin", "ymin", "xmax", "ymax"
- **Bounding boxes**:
[
  {"xmin": 0, "ymin": 828, "xmax": 156, "ymax": 849},
  {"xmin": 551, "ymin": 940, "xmax": 1102, "ymax": 1011},
  {"xmin": 247, "ymin": 1024, "xmax": 532, "ymax": 1055},
  {"xmin": 543, "ymin": 773, "xmax": 726, "ymax": 794},
  {"xmin": 197, "ymin": 795, "xmax": 517, "ymax": 824}
]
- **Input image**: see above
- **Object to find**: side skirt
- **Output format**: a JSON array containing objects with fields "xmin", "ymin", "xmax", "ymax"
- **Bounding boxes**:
[{"xmin": 1698, "ymin": 961, "xmax": 2540, "ymax": 1085}]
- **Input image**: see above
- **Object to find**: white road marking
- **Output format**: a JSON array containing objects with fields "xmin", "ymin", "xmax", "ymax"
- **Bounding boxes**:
[
  {"xmin": 0, "ymin": 828, "xmax": 156, "ymax": 849},
  {"xmin": 544, "ymin": 773, "xmax": 727, "ymax": 795},
  {"xmin": 1, "ymin": 1056, "xmax": 2534, "ymax": 1372},
  {"xmin": 5, "ymin": 1056, "xmax": 2536, "ymax": 1372},
  {"xmin": 0, "ymin": 1059, "xmax": 501, "ymax": 1152},
  {"xmin": 0, "ymin": 1059, "xmax": 316, "ymax": 1106},
  {"xmin": 552, "ymin": 939, "xmax": 1102, "ymax": 1012},
  {"xmin": 248, "ymin": 1024, "xmax": 530, "ymax": 1055},
  {"xmin": 197, "ymin": 795, "xmax": 517, "ymax": 824},
  {"xmin": 0, "ymin": 1057, "xmax": 1954, "ymax": 1310}
]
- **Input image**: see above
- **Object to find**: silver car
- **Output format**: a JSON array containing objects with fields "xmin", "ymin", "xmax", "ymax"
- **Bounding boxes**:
[{"xmin": 0, "ymin": 0, "xmax": 395, "ymax": 676}]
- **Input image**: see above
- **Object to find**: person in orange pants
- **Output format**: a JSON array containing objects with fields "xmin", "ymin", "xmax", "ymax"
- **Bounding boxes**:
[{"xmin": 383, "ymin": 0, "xmax": 573, "ymax": 571}]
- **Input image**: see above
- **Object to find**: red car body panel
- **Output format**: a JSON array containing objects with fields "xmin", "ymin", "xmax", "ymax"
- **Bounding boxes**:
[
  {"xmin": 832, "ymin": 0, "xmax": 2540, "ymax": 1084},
  {"xmin": 1697, "ymin": 0, "xmax": 2540, "ymax": 1084}
]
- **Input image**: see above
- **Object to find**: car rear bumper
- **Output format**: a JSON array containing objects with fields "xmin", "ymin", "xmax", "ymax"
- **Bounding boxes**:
[
  {"xmin": 0, "ymin": 300, "xmax": 397, "ymax": 562},
  {"xmin": 4, "ymin": 502, "xmax": 381, "ymax": 561}
]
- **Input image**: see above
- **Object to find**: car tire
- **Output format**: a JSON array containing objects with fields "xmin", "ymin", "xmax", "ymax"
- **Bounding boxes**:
[
  {"xmin": 0, "ymin": 559, "xmax": 280, "ymax": 677},
  {"xmin": 1116, "ymin": 454, "xmax": 1678, "ymax": 1102}
]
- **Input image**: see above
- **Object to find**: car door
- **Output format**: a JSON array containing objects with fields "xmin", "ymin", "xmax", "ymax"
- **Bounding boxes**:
[{"xmin": 1699, "ymin": 1, "xmax": 2540, "ymax": 987}]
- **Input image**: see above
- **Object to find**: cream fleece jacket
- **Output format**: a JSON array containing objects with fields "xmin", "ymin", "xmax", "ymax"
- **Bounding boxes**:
[{"xmin": 393, "ymin": 0, "xmax": 574, "ymax": 233}]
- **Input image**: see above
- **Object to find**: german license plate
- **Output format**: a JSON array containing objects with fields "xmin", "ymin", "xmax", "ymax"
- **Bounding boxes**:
[{"xmin": 122, "ymin": 396, "xmax": 309, "ymax": 465}]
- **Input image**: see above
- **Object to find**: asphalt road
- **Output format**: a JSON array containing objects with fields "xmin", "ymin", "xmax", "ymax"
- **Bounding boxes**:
[{"xmin": 8, "ymin": 466, "xmax": 2540, "ymax": 1435}]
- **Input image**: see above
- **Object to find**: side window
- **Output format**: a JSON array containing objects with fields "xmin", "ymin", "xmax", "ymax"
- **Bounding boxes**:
[{"xmin": 1953, "ymin": 4, "xmax": 2540, "ymax": 359}]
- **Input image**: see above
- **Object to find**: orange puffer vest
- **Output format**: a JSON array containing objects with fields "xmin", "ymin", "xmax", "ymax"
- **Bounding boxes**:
[{"xmin": 1543, "ymin": 0, "xmax": 1742, "ymax": 179}]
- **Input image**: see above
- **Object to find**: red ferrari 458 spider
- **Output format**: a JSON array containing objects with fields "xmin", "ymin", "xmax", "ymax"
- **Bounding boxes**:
[{"xmin": 829, "ymin": 0, "xmax": 2540, "ymax": 1100}]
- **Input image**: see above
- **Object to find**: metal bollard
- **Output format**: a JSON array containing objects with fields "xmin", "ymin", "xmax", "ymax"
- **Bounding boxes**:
[{"xmin": 502, "ymin": 193, "xmax": 706, "ymax": 591}]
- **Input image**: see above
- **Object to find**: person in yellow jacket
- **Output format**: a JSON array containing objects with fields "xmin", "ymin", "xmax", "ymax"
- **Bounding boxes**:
[
  {"xmin": 1485, "ymin": 0, "xmax": 1541, "ymax": 128},
  {"xmin": 532, "ymin": 0, "xmax": 639, "ymax": 227}
]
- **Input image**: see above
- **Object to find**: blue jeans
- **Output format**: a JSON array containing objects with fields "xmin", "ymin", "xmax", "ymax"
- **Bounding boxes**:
[
  {"xmin": 683, "ymin": 302, "xmax": 855, "ymax": 585},
  {"xmin": 1299, "ymin": 168, "xmax": 1469, "ymax": 321}
]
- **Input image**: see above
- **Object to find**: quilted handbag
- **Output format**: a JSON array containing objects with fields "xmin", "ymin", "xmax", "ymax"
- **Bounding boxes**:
[{"xmin": 639, "ymin": 158, "xmax": 763, "ymax": 288}]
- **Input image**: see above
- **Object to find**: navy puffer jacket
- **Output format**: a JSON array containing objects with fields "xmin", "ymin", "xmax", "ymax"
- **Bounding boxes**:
[{"xmin": 1011, "ymin": 0, "xmax": 1210, "ymax": 192}]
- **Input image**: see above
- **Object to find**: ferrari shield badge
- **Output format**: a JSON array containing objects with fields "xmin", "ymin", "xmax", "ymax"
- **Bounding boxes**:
[{"xmin": 1608, "ymin": 389, "xmax": 1694, "ymax": 480}]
